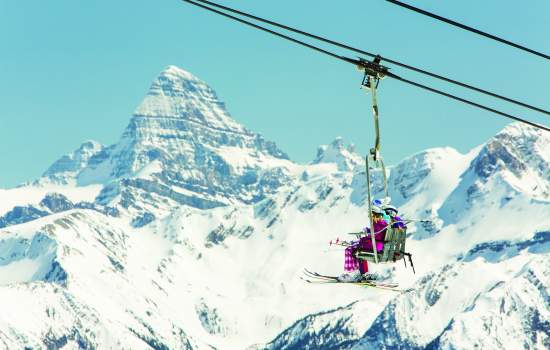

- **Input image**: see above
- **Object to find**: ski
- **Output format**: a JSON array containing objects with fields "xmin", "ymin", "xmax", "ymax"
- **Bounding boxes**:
[
  {"xmin": 303, "ymin": 269, "xmax": 338, "ymax": 281},
  {"xmin": 302, "ymin": 275, "xmax": 404, "ymax": 292},
  {"xmin": 299, "ymin": 276, "xmax": 335, "ymax": 284},
  {"xmin": 303, "ymin": 268, "xmax": 399, "ymax": 288},
  {"xmin": 302, "ymin": 269, "xmax": 401, "ymax": 291}
]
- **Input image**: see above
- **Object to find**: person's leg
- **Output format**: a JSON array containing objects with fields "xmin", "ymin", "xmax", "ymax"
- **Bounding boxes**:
[
  {"xmin": 360, "ymin": 260, "xmax": 369, "ymax": 274},
  {"xmin": 344, "ymin": 246, "xmax": 354, "ymax": 272}
]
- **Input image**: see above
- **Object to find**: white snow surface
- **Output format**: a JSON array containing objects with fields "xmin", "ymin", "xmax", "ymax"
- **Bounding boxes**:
[{"xmin": 1, "ymin": 66, "xmax": 549, "ymax": 350}]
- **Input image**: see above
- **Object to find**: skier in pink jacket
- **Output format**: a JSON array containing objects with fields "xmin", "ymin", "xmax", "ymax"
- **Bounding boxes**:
[
  {"xmin": 359, "ymin": 207, "xmax": 388, "ymax": 253},
  {"xmin": 340, "ymin": 206, "xmax": 388, "ymax": 282}
]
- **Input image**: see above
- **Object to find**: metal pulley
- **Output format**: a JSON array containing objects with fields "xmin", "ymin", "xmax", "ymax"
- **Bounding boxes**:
[{"xmin": 357, "ymin": 55, "xmax": 389, "ymax": 82}]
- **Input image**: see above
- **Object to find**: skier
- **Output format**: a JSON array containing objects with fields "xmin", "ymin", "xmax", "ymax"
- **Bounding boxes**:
[
  {"xmin": 382, "ymin": 204, "xmax": 406, "ymax": 230},
  {"xmin": 373, "ymin": 198, "xmax": 392, "ymax": 224},
  {"xmin": 339, "ymin": 206, "xmax": 388, "ymax": 282}
]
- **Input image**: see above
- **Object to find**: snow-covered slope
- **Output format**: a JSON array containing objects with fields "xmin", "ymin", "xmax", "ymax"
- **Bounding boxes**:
[
  {"xmin": 1, "ymin": 66, "xmax": 549, "ymax": 350},
  {"xmin": 351, "ymin": 242, "xmax": 550, "ymax": 350},
  {"xmin": 256, "ymin": 123, "xmax": 550, "ymax": 350},
  {"xmin": 0, "ymin": 210, "xmax": 211, "ymax": 349}
]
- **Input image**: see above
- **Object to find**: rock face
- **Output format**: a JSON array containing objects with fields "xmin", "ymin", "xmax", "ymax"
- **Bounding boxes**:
[
  {"xmin": 439, "ymin": 123, "xmax": 550, "ymax": 224},
  {"xmin": 0, "ymin": 193, "xmax": 118, "ymax": 228},
  {"xmin": 0, "ymin": 205, "xmax": 49, "ymax": 228},
  {"xmin": 39, "ymin": 193, "xmax": 74, "ymax": 213},
  {"xmin": 473, "ymin": 124, "xmax": 550, "ymax": 186},
  {"xmin": 41, "ymin": 141, "xmax": 104, "ymax": 185},
  {"xmin": 0, "ymin": 193, "xmax": 75, "ymax": 228}
]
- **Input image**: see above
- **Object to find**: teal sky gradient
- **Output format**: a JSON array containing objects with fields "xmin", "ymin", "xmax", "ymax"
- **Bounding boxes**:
[{"xmin": 1, "ymin": 0, "xmax": 549, "ymax": 188}]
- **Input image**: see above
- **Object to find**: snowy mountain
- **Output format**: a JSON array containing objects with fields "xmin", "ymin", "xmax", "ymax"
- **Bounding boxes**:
[
  {"xmin": 41, "ymin": 141, "xmax": 105, "ymax": 186},
  {"xmin": 1, "ymin": 66, "xmax": 549, "ymax": 350},
  {"xmin": 312, "ymin": 137, "xmax": 363, "ymax": 172},
  {"xmin": 41, "ymin": 66, "xmax": 296, "ymax": 217},
  {"xmin": 440, "ymin": 123, "xmax": 550, "ymax": 225},
  {"xmin": 257, "ymin": 124, "xmax": 550, "ymax": 350}
]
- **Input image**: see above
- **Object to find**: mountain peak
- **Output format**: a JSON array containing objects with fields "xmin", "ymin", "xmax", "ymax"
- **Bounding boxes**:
[
  {"xmin": 41, "ymin": 140, "xmax": 105, "ymax": 185},
  {"xmin": 134, "ymin": 65, "xmax": 246, "ymax": 133},
  {"xmin": 496, "ymin": 122, "xmax": 543, "ymax": 139},
  {"xmin": 472, "ymin": 122, "xmax": 550, "ymax": 181},
  {"xmin": 438, "ymin": 122, "xmax": 550, "ymax": 224},
  {"xmin": 153, "ymin": 65, "xmax": 216, "ymax": 98},
  {"xmin": 312, "ymin": 137, "xmax": 363, "ymax": 171},
  {"xmin": 162, "ymin": 65, "xmax": 200, "ymax": 81},
  {"xmin": 64, "ymin": 66, "xmax": 291, "ymax": 209}
]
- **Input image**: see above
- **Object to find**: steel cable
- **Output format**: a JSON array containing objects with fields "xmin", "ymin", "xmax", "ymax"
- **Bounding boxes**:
[
  {"xmin": 187, "ymin": 0, "xmax": 550, "ymax": 116},
  {"xmin": 386, "ymin": 0, "xmax": 550, "ymax": 61},
  {"xmin": 182, "ymin": 0, "xmax": 550, "ymax": 132}
]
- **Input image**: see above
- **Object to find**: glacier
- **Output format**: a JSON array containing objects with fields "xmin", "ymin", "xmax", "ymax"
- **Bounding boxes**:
[{"xmin": 0, "ymin": 65, "xmax": 548, "ymax": 350}]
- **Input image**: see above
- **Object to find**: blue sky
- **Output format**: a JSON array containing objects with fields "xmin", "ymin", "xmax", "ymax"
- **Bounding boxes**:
[{"xmin": 1, "ymin": 0, "xmax": 549, "ymax": 188}]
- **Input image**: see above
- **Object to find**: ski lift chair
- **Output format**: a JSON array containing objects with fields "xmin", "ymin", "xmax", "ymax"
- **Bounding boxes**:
[{"xmin": 349, "ymin": 224, "xmax": 415, "ymax": 273}]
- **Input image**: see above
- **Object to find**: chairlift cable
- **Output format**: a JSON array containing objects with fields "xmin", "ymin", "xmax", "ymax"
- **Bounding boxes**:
[
  {"xmin": 186, "ymin": 0, "xmax": 550, "ymax": 117},
  {"xmin": 384, "ymin": 72, "xmax": 550, "ymax": 132},
  {"xmin": 183, "ymin": 0, "xmax": 353, "ymax": 64},
  {"xmin": 385, "ymin": 0, "xmax": 550, "ymax": 61},
  {"xmin": 182, "ymin": 0, "xmax": 550, "ymax": 133}
]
